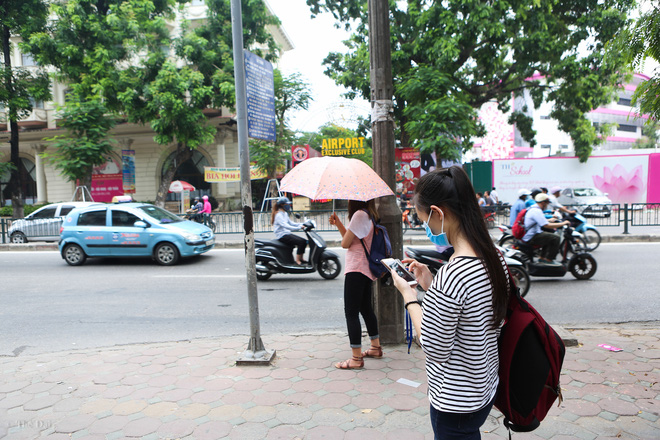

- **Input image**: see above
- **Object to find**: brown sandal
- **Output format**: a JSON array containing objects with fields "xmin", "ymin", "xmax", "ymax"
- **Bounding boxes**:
[
  {"xmin": 335, "ymin": 356, "xmax": 364, "ymax": 369},
  {"xmin": 361, "ymin": 345, "xmax": 383, "ymax": 358}
]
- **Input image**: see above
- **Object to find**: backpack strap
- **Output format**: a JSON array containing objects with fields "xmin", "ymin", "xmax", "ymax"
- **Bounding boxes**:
[{"xmin": 359, "ymin": 210, "xmax": 377, "ymax": 259}]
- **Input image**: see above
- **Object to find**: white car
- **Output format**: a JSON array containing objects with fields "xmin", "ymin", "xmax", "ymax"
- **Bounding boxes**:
[
  {"xmin": 557, "ymin": 187, "xmax": 612, "ymax": 217},
  {"xmin": 8, "ymin": 202, "xmax": 102, "ymax": 243}
]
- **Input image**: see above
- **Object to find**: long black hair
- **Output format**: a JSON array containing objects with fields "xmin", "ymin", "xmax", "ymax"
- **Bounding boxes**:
[{"xmin": 413, "ymin": 166, "xmax": 509, "ymax": 326}]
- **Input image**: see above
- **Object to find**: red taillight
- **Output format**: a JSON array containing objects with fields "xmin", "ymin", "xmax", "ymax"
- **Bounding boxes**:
[{"xmin": 60, "ymin": 227, "xmax": 63, "ymax": 234}]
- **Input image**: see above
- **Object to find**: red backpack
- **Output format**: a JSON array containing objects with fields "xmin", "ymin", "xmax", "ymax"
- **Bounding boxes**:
[
  {"xmin": 495, "ymin": 270, "xmax": 565, "ymax": 432},
  {"xmin": 511, "ymin": 208, "xmax": 528, "ymax": 239}
]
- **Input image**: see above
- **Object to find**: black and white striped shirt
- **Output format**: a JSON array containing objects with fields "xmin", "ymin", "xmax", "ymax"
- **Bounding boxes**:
[{"xmin": 420, "ymin": 256, "xmax": 505, "ymax": 413}]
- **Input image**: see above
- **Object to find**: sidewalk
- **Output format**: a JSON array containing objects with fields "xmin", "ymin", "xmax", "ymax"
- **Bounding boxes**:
[{"xmin": 1, "ymin": 325, "xmax": 659, "ymax": 439}]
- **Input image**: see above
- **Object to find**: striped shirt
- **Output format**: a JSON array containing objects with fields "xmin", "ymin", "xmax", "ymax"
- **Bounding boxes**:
[{"xmin": 420, "ymin": 255, "xmax": 507, "ymax": 413}]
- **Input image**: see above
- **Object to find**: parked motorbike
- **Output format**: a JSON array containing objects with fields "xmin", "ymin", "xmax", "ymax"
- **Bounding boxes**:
[
  {"xmin": 502, "ymin": 225, "xmax": 597, "ymax": 280},
  {"xmin": 404, "ymin": 246, "xmax": 531, "ymax": 297},
  {"xmin": 184, "ymin": 210, "xmax": 216, "ymax": 231},
  {"xmin": 255, "ymin": 219, "xmax": 341, "ymax": 280}
]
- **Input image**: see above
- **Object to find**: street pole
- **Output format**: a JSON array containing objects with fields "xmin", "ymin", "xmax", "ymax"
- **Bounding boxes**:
[
  {"xmin": 368, "ymin": 0, "xmax": 404, "ymax": 344},
  {"xmin": 230, "ymin": 0, "xmax": 275, "ymax": 365}
]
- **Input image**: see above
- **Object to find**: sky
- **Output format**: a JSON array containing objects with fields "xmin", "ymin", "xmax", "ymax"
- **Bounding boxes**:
[{"xmin": 264, "ymin": 0, "xmax": 371, "ymax": 133}]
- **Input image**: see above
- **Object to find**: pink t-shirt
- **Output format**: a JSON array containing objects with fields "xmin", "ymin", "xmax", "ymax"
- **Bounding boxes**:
[{"xmin": 344, "ymin": 210, "xmax": 375, "ymax": 280}]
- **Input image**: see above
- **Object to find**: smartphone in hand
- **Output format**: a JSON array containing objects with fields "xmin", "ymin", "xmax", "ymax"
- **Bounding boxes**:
[{"xmin": 381, "ymin": 258, "xmax": 418, "ymax": 286}]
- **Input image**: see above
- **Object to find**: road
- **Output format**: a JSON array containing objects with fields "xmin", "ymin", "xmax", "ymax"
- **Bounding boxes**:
[{"xmin": 1, "ymin": 242, "xmax": 659, "ymax": 357}]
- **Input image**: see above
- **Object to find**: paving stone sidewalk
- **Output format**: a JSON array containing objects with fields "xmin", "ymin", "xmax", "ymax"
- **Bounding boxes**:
[{"xmin": 1, "ymin": 325, "xmax": 659, "ymax": 439}]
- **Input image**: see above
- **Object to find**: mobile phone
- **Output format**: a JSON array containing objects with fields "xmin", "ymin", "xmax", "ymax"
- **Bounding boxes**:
[{"xmin": 381, "ymin": 258, "xmax": 418, "ymax": 286}]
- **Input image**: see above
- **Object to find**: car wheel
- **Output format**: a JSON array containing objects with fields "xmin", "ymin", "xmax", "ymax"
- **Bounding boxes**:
[
  {"xmin": 63, "ymin": 244, "xmax": 87, "ymax": 266},
  {"xmin": 318, "ymin": 256, "xmax": 341, "ymax": 279},
  {"xmin": 154, "ymin": 242, "xmax": 180, "ymax": 266},
  {"xmin": 10, "ymin": 232, "xmax": 27, "ymax": 244}
]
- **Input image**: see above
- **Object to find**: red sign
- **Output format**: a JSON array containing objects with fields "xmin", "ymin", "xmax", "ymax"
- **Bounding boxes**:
[
  {"xmin": 395, "ymin": 148, "xmax": 421, "ymax": 198},
  {"xmin": 92, "ymin": 158, "xmax": 124, "ymax": 202},
  {"xmin": 291, "ymin": 144, "xmax": 321, "ymax": 167}
]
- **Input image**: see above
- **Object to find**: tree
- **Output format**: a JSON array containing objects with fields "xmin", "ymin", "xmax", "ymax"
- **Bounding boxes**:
[
  {"xmin": 612, "ymin": 3, "xmax": 660, "ymax": 122},
  {"xmin": 634, "ymin": 119, "xmax": 659, "ymax": 149},
  {"xmin": 44, "ymin": 94, "xmax": 116, "ymax": 190},
  {"xmin": 251, "ymin": 70, "xmax": 313, "ymax": 180},
  {"xmin": 306, "ymin": 0, "xmax": 633, "ymax": 162},
  {"xmin": 0, "ymin": 0, "xmax": 50, "ymax": 217}
]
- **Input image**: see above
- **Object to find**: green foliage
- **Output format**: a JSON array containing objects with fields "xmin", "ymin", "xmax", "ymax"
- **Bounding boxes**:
[
  {"xmin": 251, "ymin": 70, "xmax": 313, "ymax": 178},
  {"xmin": 611, "ymin": 4, "xmax": 660, "ymax": 123},
  {"xmin": 634, "ymin": 119, "xmax": 659, "ymax": 149},
  {"xmin": 44, "ymin": 95, "xmax": 116, "ymax": 185},
  {"xmin": 307, "ymin": 0, "xmax": 633, "ymax": 162},
  {"xmin": 0, "ymin": 203, "xmax": 46, "ymax": 217}
]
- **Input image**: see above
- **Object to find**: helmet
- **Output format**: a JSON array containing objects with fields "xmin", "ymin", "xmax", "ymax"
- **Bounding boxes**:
[
  {"xmin": 202, "ymin": 195, "xmax": 208, "ymax": 200},
  {"xmin": 550, "ymin": 186, "xmax": 562, "ymax": 194},
  {"xmin": 518, "ymin": 188, "xmax": 531, "ymax": 197},
  {"xmin": 535, "ymin": 193, "xmax": 550, "ymax": 203},
  {"xmin": 194, "ymin": 197, "xmax": 200, "ymax": 201},
  {"xmin": 277, "ymin": 196, "xmax": 292, "ymax": 206}
]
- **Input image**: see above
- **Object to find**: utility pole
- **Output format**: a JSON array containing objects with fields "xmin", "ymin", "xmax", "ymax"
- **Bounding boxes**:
[
  {"xmin": 230, "ymin": 0, "xmax": 274, "ymax": 365},
  {"xmin": 368, "ymin": 0, "xmax": 403, "ymax": 344}
]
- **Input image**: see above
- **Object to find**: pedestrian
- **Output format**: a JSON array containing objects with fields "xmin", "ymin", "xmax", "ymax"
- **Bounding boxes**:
[
  {"xmin": 509, "ymin": 188, "xmax": 531, "ymax": 226},
  {"xmin": 388, "ymin": 166, "xmax": 511, "ymax": 439},
  {"xmin": 271, "ymin": 196, "xmax": 307, "ymax": 265},
  {"xmin": 490, "ymin": 187, "xmax": 499, "ymax": 204},
  {"xmin": 329, "ymin": 200, "xmax": 382, "ymax": 370}
]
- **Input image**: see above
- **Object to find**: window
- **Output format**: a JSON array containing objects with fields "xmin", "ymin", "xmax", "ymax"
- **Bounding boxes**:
[
  {"xmin": 540, "ymin": 115, "xmax": 551, "ymax": 120},
  {"xmin": 540, "ymin": 144, "xmax": 551, "ymax": 149},
  {"xmin": 617, "ymin": 124, "xmax": 637, "ymax": 133},
  {"xmin": 21, "ymin": 52, "xmax": 36, "ymax": 66},
  {"xmin": 78, "ymin": 209, "xmax": 107, "ymax": 226},
  {"xmin": 32, "ymin": 207, "xmax": 57, "ymax": 219},
  {"xmin": 29, "ymin": 97, "xmax": 44, "ymax": 109},
  {"xmin": 559, "ymin": 144, "xmax": 569, "ymax": 150},
  {"xmin": 59, "ymin": 206, "xmax": 76, "ymax": 217},
  {"xmin": 112, "ymin": 210, "xmax": 140, "ymax": 227},
  {"xmin": 617, "ymin": 97, "xmax": 632, "ymax": 106}
]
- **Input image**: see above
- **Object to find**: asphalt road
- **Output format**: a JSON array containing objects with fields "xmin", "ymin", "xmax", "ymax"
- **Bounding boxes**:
[{"xmin": 1, "ymin": 242, "xmax": 659, "ymax": 357}]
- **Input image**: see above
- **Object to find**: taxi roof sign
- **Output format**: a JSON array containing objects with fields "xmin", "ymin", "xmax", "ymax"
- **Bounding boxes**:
[{"xmin": 112, "ymin": 195, "xmax": 133, "ymax": 203}]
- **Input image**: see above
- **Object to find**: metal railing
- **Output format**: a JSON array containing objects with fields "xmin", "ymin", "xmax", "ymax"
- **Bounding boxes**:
[{"xmin": 207, "ymin": 210, "xmax": 350, "ymax": 234}]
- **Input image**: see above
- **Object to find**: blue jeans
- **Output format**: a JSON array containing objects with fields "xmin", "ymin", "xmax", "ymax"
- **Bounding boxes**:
[{"xmin": 429, "ymin": 397, "xmax": 494, "ymax": 440}]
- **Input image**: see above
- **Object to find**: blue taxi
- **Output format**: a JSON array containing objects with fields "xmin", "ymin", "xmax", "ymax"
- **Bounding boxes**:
[{"xmin": 59, "ymin": 203, "xmax": 215, "ymax": 266}]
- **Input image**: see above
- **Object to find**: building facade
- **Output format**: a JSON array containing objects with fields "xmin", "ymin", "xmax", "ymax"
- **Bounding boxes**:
[{"xmin": 0, "ymin": 1, "xmax": 292, "ymax": 211}]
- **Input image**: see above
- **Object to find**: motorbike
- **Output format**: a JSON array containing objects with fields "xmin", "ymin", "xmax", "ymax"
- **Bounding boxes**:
[
  {"xmin": 404, "ymin": 246, "xmax": 532, "ymax": 297},
  {"xmin": 184, "ymin": 210, "xmax": 216, "ymax": 232},
  {"xmin": 566, "ymin": 212, "xmax": 601, "ymax": 251},
  {"xmin": 502, "ymin": 225, "xmax": 597, "ymax": 280},
  {"xmin": 255, "ymin": 219, "xmax": 341, "ymax": 280},
  {"xmin": 497, "ymin": 221, "xmax": 588, "ymax": 254}
]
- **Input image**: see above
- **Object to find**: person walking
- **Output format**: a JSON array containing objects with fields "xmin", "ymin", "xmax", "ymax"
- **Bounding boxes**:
[
  {"xmin": 329, "ymin": 200, "xmax": 382, "ymax": 370},
  {"xmin": 388, "ymin": 166, "xmax": 511, "ymax": 440},
  {"xmin": 271, "ymin": 196, "xmax": 307, "ymax": 265}
]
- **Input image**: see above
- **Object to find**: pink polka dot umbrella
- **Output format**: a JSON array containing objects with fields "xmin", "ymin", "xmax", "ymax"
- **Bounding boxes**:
[{"xmin": 280, "ymin": 157, "xmax": 394, "ymax": 201}]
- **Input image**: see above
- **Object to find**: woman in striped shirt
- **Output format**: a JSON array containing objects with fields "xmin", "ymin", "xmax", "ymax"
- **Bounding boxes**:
[{"xmin": 390, "ymin": 166, "xmax": 510, "ymax": 440}]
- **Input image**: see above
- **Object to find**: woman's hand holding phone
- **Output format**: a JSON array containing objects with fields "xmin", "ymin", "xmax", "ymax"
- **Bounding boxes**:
[{"xmin": 402, "ymin": 258, "xmax": 433, "ymax": 291}]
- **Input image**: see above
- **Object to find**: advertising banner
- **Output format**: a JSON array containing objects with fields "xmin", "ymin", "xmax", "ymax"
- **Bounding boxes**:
[
  {"xmin": 122, "ymin": 150, "xmax": 136, "ymax": 194},
  {"xmin": 291, "ymin": 144, "xmax": 322, "ymax": 167},
  {"xmin": 92, "ymin": 158, "xmax": 123, "ymax": 202},
  {"xmin": 492, "ymin": 155, "xmax": 650, "ymax": 204},
  {"xmin": 395, "ymin": 148, "xmax": 421, "ymax": 198},
  {"xmin": 204, "ymin": 166, "xmax": 267, "ymax": 183},
  {"xmin": 321, "ymin": 137, "xmax": 366, "ymax": 156}
]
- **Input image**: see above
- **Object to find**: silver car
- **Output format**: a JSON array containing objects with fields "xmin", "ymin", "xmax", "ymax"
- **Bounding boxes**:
[
  {"xmin": 557, "ymin": 187, "xmax": 612, "ymax": 217},
  {"xmin": 8, "ymin": 202, "xmax": 102, "ymax": 243}
]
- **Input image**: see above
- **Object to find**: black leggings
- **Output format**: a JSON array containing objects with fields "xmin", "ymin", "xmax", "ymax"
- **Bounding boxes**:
[
  {"xmin": 344, "ymin": 272, "xmax": 380, "ymax": 348},
  {"xmin": 278, "ymin": 233, "xmax": 307, "ymax": 256}
]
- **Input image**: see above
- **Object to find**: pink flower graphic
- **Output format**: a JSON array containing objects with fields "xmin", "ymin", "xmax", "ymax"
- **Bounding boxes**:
[{"xmin": 592, "ymin": 165, "xmax": 645, "ymax": 204}]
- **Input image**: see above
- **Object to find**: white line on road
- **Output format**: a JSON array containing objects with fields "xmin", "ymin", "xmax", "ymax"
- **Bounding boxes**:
[{"xmin": 152, "ymin": 275, "xmax": 246, "ymax": 278}]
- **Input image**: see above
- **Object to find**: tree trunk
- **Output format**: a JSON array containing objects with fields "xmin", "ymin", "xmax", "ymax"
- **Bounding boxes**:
[
  {"xmin": 3, "ymin": 26, "xmax": 24, "ymax": 218},
  {"xmin": 154, "ymin": 143, "xmax": 192, "ymax": 208}
]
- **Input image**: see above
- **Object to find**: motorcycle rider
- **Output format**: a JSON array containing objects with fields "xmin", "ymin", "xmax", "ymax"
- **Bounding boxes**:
[
  {"xmin": 271, "ymin": 196, "xmax": 307, "ymax": 265},
  {"xmin": 548, "ymin": 186, "xmax": 576, "ymax": 215},
  {"xmin": 509, "ymin": 188, "xmax": 531, "ymax": 226},
  {"xmin": 522, "ymin": 193, "xmax": 570, "ymax": 265},
  {"xmin": 188, "ymin": 197, "xmax": 203, "ymax": 222}
]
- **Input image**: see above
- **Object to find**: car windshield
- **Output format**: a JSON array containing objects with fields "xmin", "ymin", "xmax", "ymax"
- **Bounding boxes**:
[
  {"xmin": 137, "ymin": 205, "xmax": 183, "ymax": 224},
  {"xmin": 574, "ymin": 188, "xmax": 603, "ymax": 197}
]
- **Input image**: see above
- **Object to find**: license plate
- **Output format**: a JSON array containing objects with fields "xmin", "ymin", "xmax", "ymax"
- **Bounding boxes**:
[{"xmin": 206, "ymin": 239, "xmax": 215, "ymax": 246}]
